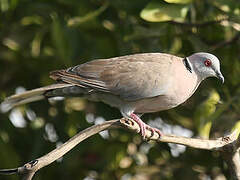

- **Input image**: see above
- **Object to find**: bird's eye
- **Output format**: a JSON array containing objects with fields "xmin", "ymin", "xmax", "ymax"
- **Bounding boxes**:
[{"xmin": 204, "ymin": 59, "xmax": 212, "ymax": 67}]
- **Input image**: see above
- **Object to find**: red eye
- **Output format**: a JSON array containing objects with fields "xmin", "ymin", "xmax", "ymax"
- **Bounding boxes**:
[{"xmin": 204, "ymin": 59, "xmax": 212, "ymax": 67}]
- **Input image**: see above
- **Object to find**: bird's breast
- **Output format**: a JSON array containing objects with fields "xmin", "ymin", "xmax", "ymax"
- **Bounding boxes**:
[{"xmin": 134, "ymin": 63, "xmax": 201, "ymax": 113}]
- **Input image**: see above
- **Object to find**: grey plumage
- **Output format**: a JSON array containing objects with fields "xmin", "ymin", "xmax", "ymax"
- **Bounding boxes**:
[
  {"xmin": 1, "ymin": 52, "xmax": 224, "ymax": 137},
  {"xmin": 50, "ymin": 53, "xmax": 175, "ymax": 101},
  {"xmin": 1, "ymin": 84, "xmax": 73, "ymax": 112}
]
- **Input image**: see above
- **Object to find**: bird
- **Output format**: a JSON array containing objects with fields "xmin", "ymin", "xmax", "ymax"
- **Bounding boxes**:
[{"xmin": 1, "ymin": 52, "xmax": 224, "ymax": 138}]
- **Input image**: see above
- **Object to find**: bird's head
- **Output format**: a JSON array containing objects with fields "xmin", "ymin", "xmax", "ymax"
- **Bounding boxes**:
[{"xmin": 185, "ymin": 52, "xmax": 224, "ymax": 83}]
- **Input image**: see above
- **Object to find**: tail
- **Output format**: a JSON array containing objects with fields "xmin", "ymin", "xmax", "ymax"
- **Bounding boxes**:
[{"xmin": 1, "ymin": 83, "xmax": 73, "ymax": 112}]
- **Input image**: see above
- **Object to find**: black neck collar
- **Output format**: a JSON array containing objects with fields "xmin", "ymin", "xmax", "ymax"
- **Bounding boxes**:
[{"xmin": 183, "ymin": 57, "xmax": 192, "ymax": 73}]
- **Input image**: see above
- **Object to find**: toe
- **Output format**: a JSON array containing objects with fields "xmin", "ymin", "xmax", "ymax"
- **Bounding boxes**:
[{"xmin": 146, "ymin": 125, "xmax": 162, "ymax": 138}]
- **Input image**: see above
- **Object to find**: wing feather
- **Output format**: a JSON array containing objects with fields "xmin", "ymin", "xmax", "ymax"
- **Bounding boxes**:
[{"xmin": 50, "ymin": 53, "xmax": 178, "ymax": 101}]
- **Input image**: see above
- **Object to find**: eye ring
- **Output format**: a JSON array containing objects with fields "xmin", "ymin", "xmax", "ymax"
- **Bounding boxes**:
[{"xmin": 204, "ymin": 59, "xmax": 212, "ymax": 67}]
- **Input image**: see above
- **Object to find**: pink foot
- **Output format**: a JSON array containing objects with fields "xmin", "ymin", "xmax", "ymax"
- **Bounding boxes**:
[
  {"xmin": 146, "ymin": 124, "xmax": 163, "ymax": 138},
  {"xmin": 130, "ymin": 113, "xmax": 162, "ymax": 139},
  {"xmin": 130, "ymin": 113, "xmax": 146, "ymax": 137}
]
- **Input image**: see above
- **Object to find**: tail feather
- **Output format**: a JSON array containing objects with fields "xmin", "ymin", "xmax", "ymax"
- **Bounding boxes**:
[{"xmin": 1, "ymin": 83, "xmax": 73, "ymax": 112}]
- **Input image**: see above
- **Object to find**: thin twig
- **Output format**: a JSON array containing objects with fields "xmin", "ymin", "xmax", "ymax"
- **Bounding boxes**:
[
  {"xmin": 0, "ymin": 119, "xmax": 120, "ymax": 179},
  {"xmin": 120, "ymin": 118, "xmax": 238, "ymax": 150},
  {"xmin": 167, "ymin": 18, "xmax": 228, "ymax": 27},
  {"xmin": 210, "ymin": 33, "xmax": 240, "ymax": 51},
  {"xmin": 0, "ymin": 118, "xmax": 240, "ymax": 180}
]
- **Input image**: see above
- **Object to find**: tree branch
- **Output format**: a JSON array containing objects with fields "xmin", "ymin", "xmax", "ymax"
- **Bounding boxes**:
[
  {"xmin": 0, "ymin": 118, "xmax": 240, "ymax": 180},
  {"xmin": 167, "ymin": 18, "xmax": 228, "ymax": 27},
  {"xmin": 221, "ymin": 134, "xmax": 240, "ymax": 180},
  {"xmin": 210, "ymin": 32, "xmax": 240, "ymax": 51},
  {"xmin": 0, "ymin": 119, "xmax": 120, "ymax": 179}
]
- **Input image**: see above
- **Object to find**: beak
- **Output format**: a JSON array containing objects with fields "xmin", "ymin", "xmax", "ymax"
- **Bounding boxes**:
[{"xmin": 216, "ymin": 72, "xmax": 224, "ymax": 84}]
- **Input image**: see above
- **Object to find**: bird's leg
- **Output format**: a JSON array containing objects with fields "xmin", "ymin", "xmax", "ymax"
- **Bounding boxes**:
[
  {"xmin": 130, "ymin": 113, "xmax": 146, "ymax": 137},
  {"xmin": 130, "ymin": 113, "xmax": 162, "ymax": 139}
]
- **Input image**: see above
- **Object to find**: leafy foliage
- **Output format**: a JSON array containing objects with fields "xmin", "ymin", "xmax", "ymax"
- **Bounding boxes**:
[
  {"xmin": 0, "ymin": 0, "xmax": 240, "ymax": 179},
  {"xmin": 140, "ymin": 1, "xmax": 188, "ymax": 22}
]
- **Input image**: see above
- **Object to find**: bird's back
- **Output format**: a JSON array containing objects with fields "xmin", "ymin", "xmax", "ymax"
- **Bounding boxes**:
[{"xmin": 50, "ymin": 53, "xmax": 179, "ymax": 101}]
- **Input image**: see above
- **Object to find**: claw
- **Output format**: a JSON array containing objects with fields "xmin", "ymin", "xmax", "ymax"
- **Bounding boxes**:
[
  {"xmin": 146, "ymin": 124, "xmax": 163, "ymax": 138},
  {"xmin": 130, "ymin": 113, "xmax": 163, "ymax": 139}
]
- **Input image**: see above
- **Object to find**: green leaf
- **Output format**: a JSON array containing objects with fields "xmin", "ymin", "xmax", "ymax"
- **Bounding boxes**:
[
  {"xmin": 213, "ymin": 0, "xmax": 233, "ymax": 13},
  {"xmin": 164, "ymin": 0, "xmax": 193, "ymax": 4},
  {"xmin": 194, "ymin": 90, "xmax": 232, "ymax": 139},
  {"xmin": 231, "ymin": 120, "xmax": 240, "ymax": 137},
  {"xmin": 67, "ymin": 2, "xmax": 109, "ymax": 27},
  {"xmin": 0, "ymin": 0, "xmax": 9, "ymax": 12},
  {"xmin": 31, "ymin": 31, "xmax": 45, "ymax": 57},
  {"xmin": 140, "ymin": 1, "xmax": 189, "ymax": 22},
  {"xmin": 194, "ymin": 89, "xmax": 220, "ymax": 139}
]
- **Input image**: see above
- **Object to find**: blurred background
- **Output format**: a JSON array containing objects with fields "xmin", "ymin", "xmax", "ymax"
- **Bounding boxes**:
[{"xmin": 0, "ymin": 0, "xmax": 240, "ymax": 179}]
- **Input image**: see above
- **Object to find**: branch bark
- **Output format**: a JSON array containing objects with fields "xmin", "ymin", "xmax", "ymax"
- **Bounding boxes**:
[
  {"xmin": 0, "ymin": 118, "xmax": 240, "ymax": 180},
  {"xmin": 221, "ymin": 134, "xmax": 240, "ymax": 180}
]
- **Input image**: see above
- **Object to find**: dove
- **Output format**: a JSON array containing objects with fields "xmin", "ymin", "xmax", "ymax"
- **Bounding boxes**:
[{"xmin": 1, "ymin": 52, "xmax": 224, "ymax": 138}]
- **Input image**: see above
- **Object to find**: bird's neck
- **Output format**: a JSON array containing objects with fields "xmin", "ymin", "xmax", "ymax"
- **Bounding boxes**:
[
  {"xmin": 186, "ymin": 58, "xmax": 206, "ymax": 81},
  {"xmin": 183, "ymin": 57, "xmax": 193, "ymax": 73}
]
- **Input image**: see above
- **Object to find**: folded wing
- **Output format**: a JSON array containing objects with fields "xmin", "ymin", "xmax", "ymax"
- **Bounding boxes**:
[{"xmin": 50, "ymin": 53, "xmax": 176, "ymax": 101}]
